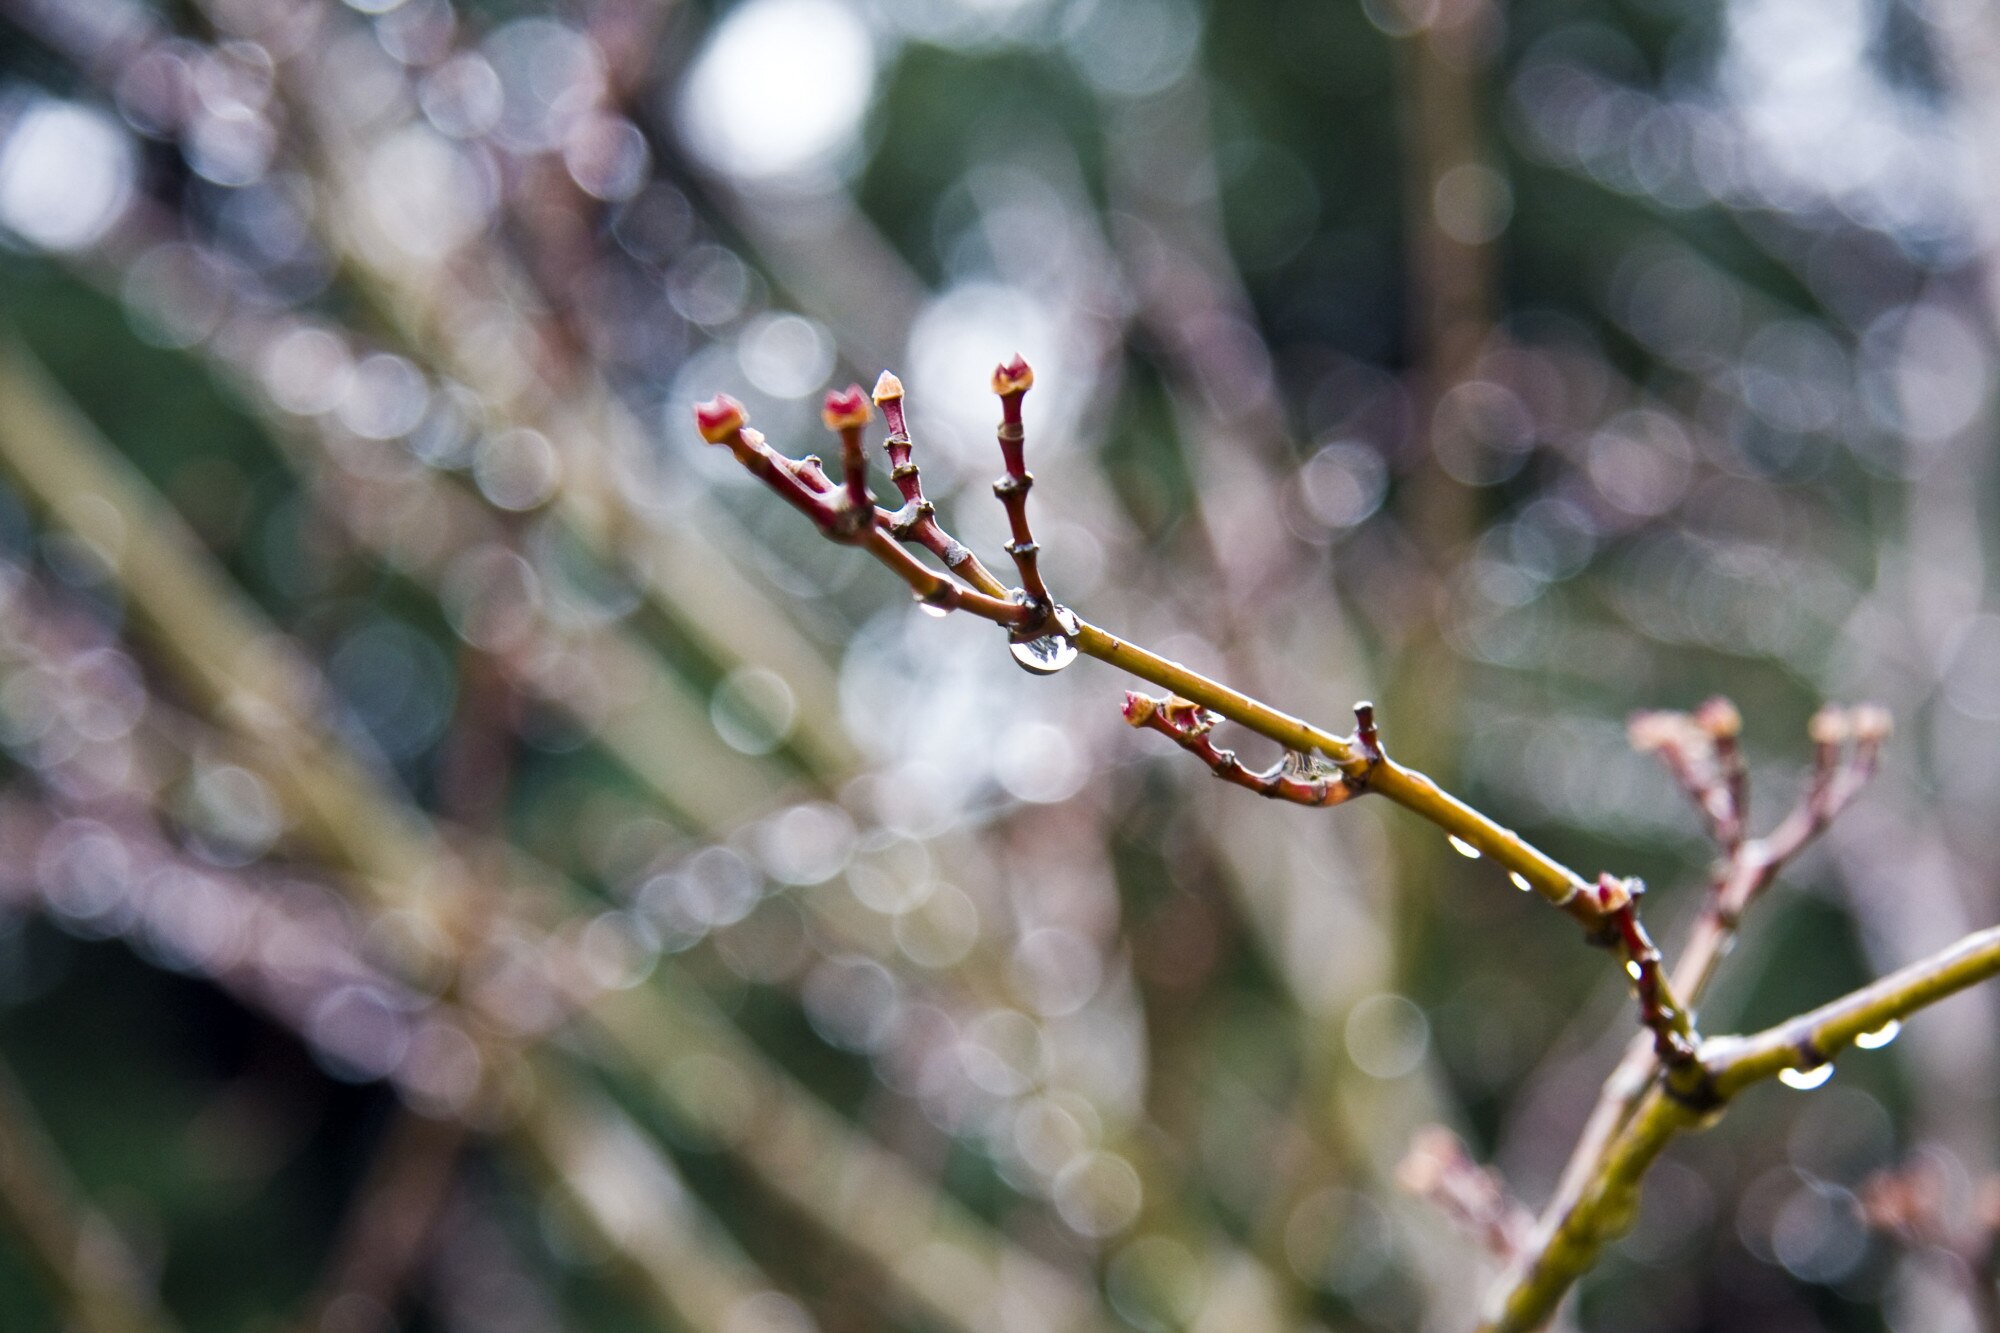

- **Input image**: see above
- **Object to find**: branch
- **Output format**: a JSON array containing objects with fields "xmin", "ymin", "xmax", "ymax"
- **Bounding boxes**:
[
  {"xmin": 691, "ymin": 366, "xmax": 1664, "ymax": 944},
  {"xmin": 1514, "ymin": 701, "xmax": 1893, "ymax": 1308},
  {"xmin": 1482, "ymin": 921, "xmax": 2000, "ymax": 1331},
  {"xmin": 695, "ymin": 364, "xmax": 1702, "ymax": 1124},
  {"xmin": 1398, "ymin": 1127, "xmax": 1533, "ymax": 1263}
]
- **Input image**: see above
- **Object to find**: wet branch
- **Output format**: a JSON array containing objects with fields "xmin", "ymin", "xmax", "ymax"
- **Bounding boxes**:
[
  {"xmin": 1483, "ymin": 921, "xmax": 2000, "ymax": 1332},
  {"xmin": 1501, "ymin": 700, "xmax": 1894, "ymax": 1324},
  {"xmin": 692, "ymin": 363, "xmax": 1670, "ymax": 956}
]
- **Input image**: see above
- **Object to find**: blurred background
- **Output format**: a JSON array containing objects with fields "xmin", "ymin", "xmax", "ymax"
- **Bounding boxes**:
[{"xmin": 0, "ymin": 0, "xmax": 1996, "ymax": 1329}]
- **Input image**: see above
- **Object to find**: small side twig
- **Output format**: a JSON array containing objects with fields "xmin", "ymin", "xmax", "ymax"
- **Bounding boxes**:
[
  {"xmin": 1398, "ymin": 1126, "xmax": 1533, "ymax": 1263},
  {"xmin": 991, "ymin": 355, "xmax": 1051, "ymax": 610},
  {"xmin": 872, "ymin": 372, "xmax": 1010, "ymax": 598},
  {"xmin": 1858, "ymin": 1156, "xmax": 2000, "ymax": 1333},
  {"xmin": 1122, "ymin": 693, "xmax": 1365, "ymax": 808},
  {"xmin": 1580, "ymin": 875, "xmax": 1701, "ymax": 1084}
]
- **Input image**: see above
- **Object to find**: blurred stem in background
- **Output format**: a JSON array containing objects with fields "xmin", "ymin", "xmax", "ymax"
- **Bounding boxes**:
[{"xmin": 0, "ymin": 1053, "xmax": 178, "ymax": 1333}]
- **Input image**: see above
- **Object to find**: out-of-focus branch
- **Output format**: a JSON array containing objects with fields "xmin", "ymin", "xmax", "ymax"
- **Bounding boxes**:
[
  {"xmin": 298, "ymin": 1110, "xmax": 467, "ymax": 1333},
  {"xmin": 0, "ymin": 1055, "xmax": 178, "ymax": 1333},
  {"xmin": 1397, "ymin": 1126, "xmax": 1532, "ymax": 1263},
  {"xmin": 1858, "ymin": 1155, "xmax": 2000, "ymax": 1333},
  {"xmin": 0, "ymin": 342, "xmax": 1111, "ymax": 1333}
]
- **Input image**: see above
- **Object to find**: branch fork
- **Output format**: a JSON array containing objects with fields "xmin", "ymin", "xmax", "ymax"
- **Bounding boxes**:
[{"xmin": 693, "ymin": 360, "xmax": 1080, "ymax": 651}]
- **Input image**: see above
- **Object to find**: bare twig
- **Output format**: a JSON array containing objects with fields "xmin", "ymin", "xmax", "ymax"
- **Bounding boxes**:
[
  {"xmin": 1398, "ymin": 1126, "xmax": 1533, "ymax": 1262},
  {"xmin": 1122, "ymin": 694, "xmax": 1364, "ymax": 808}
]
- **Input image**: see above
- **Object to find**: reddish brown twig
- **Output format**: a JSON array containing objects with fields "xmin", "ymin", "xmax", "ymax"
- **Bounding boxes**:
[
  {"xmin": 1581, "ymin": 875, "xmax": 1701, "ymax": 1082},
  {"xmin": 873, "ymin": 372, "xmax": 1011, "ymax": 599},
  {"xmin": 1122, "ymin": 693, "xmax": 1364, "ymax": 808},
  {"xmin": 1652, "ymin": 701, "xmax": 1891, "ymax": 991},
  {"xmin": 823, "ymin": 385, "xmax": 875, "ymax": 529},
  {"xmin": 1398, "ymin": 1126, "xmax": 1533, "ymax": 1263},
  {"xmin": 990, "ymin": 355, "xmax": 1051, "ymax": 611},
  {"xmin": 694, "ymin": 391, "xmax": 1030, "ymax": 624}
]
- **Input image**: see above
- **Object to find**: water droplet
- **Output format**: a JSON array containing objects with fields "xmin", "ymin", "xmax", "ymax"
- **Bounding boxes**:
[
  {"xmin": 915, "ymin": 598, "xmax": 949, "ymax": 619},
  {"xmin": 1625, "ymin": 960, "xmax": 1644, "ymax": 980},
  {"xmin": 1854, "ymin": 1019, "xmax": 1901, "ymax": 1050},
  {"xmin": 1007, "ymin": 605, "xmax": 1081, "ymax": 676},
  {"xmin": 1779, "ymin": 1063, "xmax": 1834, "ymax": 1091},
  {"xmin": 1010, "ymin": 634, "xmax": 1077, "ymax": 674},
  {"xmin": 1509, "ymin": 872, "xmax": 1532, "ymax": 892},
  {"xmin": 1447, "ymin": 835, "xmax": 1482, "ymax": 859}
]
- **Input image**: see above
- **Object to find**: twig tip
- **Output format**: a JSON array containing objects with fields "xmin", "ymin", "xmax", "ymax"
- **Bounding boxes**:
[
  {"xmin": 821, "ymin": 384, "xmax": 872, "ymax": 432},
  {"xmin": 991, "ymin": 355, "xmax": 1034, "ymax": 397},
  {"xmin": 694, "ymin": 394, "xmax": 747, "ymax": 443}
]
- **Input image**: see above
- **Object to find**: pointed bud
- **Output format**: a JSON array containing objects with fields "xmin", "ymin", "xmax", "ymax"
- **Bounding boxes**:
[
  {"xmin": 1159, "ymin": 697, "xmax": 1218, "ymax": 736},
  {"xmin": 821, "ymin": 384, "xmax": 872, "ymax": 431},
  {"xmin": 694, "ymin": 394, "xmax": 747, "ymax": 444},
  {"xmin": 1627, "ymin": 711, "xmax": 1691, "ymax": 754},
  {"xmin": 872, "ymin": 370, "xmax": 904, "ymax": 404},
  {"xmin": 1589, "ymin": 873, "xmax": 1633, "ymax": 914},
  {"xmin": 991, "ymin": 354, "xmax": 1034, "ymax": 397},
  {"xmin": 1808, "ymin": 706, "xmax": 1852, "ymax": 746},
  {"xmin": 1693, "ymin": 696, "xmax": 1741, "ymax": 740},
  {"xmin": 1851, "ymin": 704, "xmax": 1893, "ymax": 743}
]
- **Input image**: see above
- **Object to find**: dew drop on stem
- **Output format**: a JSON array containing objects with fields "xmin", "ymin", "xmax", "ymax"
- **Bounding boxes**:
[
  {"xmin": 1010, "ymin": 634, "xmax": 1078, "ymax": 675},
  {"xmin": 1448, "ymin": 835, "xmax": 1482, "ymax": 859},
  {"xmin": 1007, "ymin": 606, "xmax": 1080, "ymax": 677},
  {"xmin": 1778, "ymin": 1063, "xmax": 1834, "ymax": 1091},
  {"xmin": 1854, "ymin": 1020, "xmax": 1901, "ymax": 1050}
]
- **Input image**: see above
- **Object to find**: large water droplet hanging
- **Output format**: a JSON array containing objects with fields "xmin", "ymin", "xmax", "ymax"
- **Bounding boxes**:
[
  {"xmin": 1010, "ymin": 634, "xmax": 1078, "ymax": 675},
  {"xmin": 1509, "ymin": 872, "xmax": 1532, "ymax": 892},
  {"xmin": 1447, "ymin": 835, "xmax": 1482, "ymax": 859},
  {"xmin": 914, "ymin": 596, "xmax": 950, "ymax": 619},
  {"xmin": 1778, "ymin": 1063, "xmax": 1834, "ymax": 1091},
  {"xmin": 1854, "ymin": 1019, "xmax": 1901, "ymax": 1050},
  {"xmin": 1008, "ymin": 606, "xmax": 1081, "ymax": 676}
]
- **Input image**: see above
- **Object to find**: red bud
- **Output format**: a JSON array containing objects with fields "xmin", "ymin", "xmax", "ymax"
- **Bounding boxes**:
[
  {"xmin": 693, "ymin": 394, "xmax": 747, "ymax": 443},
  {"xmin": 991, "ymin": 354, "xmax": 1034, "ymax": 397},
  {"xmin": 821, "ymin": 384, "xmax": 872, "ymax": 431}
]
